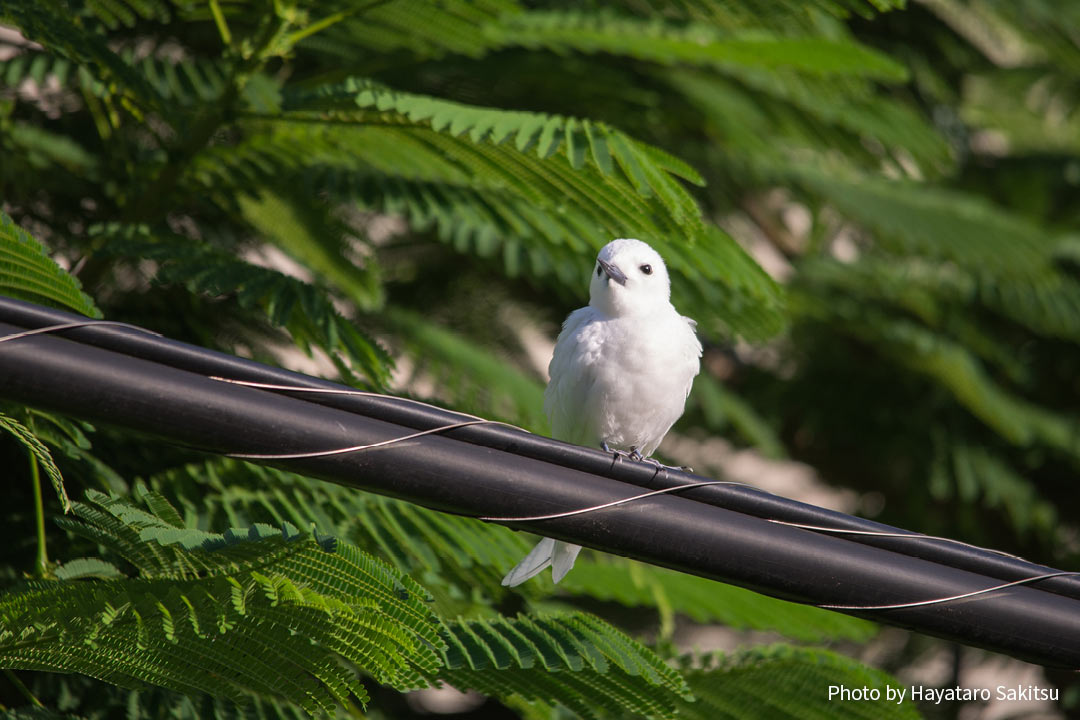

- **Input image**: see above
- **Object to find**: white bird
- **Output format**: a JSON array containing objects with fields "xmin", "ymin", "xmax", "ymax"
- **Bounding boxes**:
[{"xmin": 501, "ymin": 238, "xmax": 702, "ymax": 587}]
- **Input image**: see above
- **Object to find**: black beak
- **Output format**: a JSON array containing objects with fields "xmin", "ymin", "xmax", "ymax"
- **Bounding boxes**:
[{"xmin": 598, "ymin": 258, "xmax": 627, "ymax": 286}]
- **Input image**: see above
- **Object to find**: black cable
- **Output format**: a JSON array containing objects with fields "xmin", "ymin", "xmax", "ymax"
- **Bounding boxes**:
[
  {"xmin": 1, "ymin": 312, "xmax": 1079, "ymax": 667},
  {"xmin": 2, "ymin": 295, "xmax": 1079, "ymax": 606}
]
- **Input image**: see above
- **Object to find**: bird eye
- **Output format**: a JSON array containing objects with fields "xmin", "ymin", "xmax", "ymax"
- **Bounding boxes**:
[
  {"xmin": 596, "ymin": 264, "xmax": 602, "ymax": 278},
  {"xmin": 640, "ymin": 264, "xmax": 652, "ymax": 275}
]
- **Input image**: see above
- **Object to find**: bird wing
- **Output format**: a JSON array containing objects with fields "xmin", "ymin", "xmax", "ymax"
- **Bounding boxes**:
[
  {"xmin": 679, "ymin": 314, "xmax": 704, "ymax": 400},
  {"xmin": 544, "ymin": 307, "xmax": 601, "ymax": 445}
]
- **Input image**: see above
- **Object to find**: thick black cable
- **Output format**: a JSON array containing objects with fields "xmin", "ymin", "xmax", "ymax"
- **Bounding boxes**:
[
  {"xmin": 1, "ymin": 316, "xmax": 1080, "ymax": 667},
  {"xmin": 2, "ymin": 295, "xmax": 1079, "ymax": 605}
]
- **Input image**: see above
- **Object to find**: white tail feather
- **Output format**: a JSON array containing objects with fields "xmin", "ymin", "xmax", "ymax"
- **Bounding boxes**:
[
  {"xmin": 502, "ymin": 538, "xmax": 583, "ymax": 586},
  {"xmin": 550, "ymin": 541, "xmax": 582, "ymax": 583},
  {"xmin": 501, "ymin": 537, "xmax": 555, "ymax": 586}
]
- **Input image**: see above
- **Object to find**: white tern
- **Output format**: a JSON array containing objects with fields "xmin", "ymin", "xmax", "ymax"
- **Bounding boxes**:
[{"xmin": 501, "ymin": 238, "xmax": 702, "ymax": 587}]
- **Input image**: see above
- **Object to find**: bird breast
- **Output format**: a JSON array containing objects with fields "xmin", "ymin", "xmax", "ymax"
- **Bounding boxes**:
[{"xmin": 574, "ymin": 311, "xmax": 700, "ymax": 455}]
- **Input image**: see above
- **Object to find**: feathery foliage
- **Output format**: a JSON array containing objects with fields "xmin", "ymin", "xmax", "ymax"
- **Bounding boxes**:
[
  {"xmin": 675, "ymin": 645, "xmax": 921, "ymax": 720},
  {"xmin": 440, "ymin": 613, "xmax": 693, "ymax": 720},
  {"xmin": 492, "ymin": 11, "xmax": 909, "ymax": 81},
  {"xmin": 2, "ymin": 491, "xmax": 699, "ymax": 719},
  {"xmin": 558, "ymin": 559, "xmax": 875, "ymax": 643},
  {"xmin": 0, "ymin": 211, "xmax": 99, "ymax": 318},
  {"xmin": 92, "ymin": 223, "xmax": 392, "ymax": 388},
  {"xmin": 3, "ymin": 493, "xmax": 440, "ymax": 712},
  {"xmin": 0, "ymin": 412, "xmax": 72, "ymax": 514}
]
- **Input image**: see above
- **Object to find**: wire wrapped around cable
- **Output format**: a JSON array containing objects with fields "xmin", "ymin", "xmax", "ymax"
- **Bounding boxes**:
[
  {"xmin": 1, "ymin": 307, "xmax": 1080, "ymax": 666},
  {"xmin": 2, "ymin": 295, "xmax": 1078, "ymax": 606}
]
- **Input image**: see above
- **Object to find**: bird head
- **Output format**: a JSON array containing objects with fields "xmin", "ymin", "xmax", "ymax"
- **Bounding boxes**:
[{"xmin": 589, "ymin": 238, "xmax": 672, "ymax": 317}]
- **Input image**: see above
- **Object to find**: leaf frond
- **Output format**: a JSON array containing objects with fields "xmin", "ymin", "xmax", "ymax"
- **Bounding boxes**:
[
  {"xmin": 0, "ymin": 411, "xmax": 72, "ymax": 513},
  {"xmin": 559, "ymin": 558, "xmax": 875, "ymax": 643},
  {"xmin": 494, "ymin": 11, "xmax": 909, "ymax": 82},
  {"xmin": 0, "ymin": 210, "xmax": 100, "ymax": 318},
  {"xmin": 4, "ymin": 492, "xmax": 445, "ymax": 711},
  {"xmin": 438, "ymin": 612, "xmax": 693, "ymax": 720},
  {"xmin": 677, "ymin": 644, "xmax": 921, "ymax": 720},
  {"xmin": 92, "ymin": 225, "xmax": 392, "ymax": 388}
]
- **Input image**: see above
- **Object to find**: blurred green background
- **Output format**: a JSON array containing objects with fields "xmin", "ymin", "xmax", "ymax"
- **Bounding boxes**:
[{"xmin": 1, "ymin": 1, "xmax": 1078, "ymax": 718}]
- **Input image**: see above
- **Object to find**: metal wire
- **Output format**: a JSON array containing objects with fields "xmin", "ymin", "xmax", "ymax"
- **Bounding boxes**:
[
  {"xmin": 819, "ymin": 572, "xmax": 1080, "ymax": 611},
  {"xmin": 0, "ymin": 320, "xmax": 161, "ymax": 344},
  {"xmin": 209, "ymin": 376, "xmax": 496, "ymax": 422},
  {"xmin": 477, "ymin": 481, "xmax": 749, "ymax": 522},
  {"xmin": 764, "ymin": 519, "xmax": 1026, "ymax": 561},
  {"xmin": 227, "ymin": 419, "xmax": 494, "ymax": 459},
  {"xmin": 210, "ymin": 376, "xmax": 536, "ymax": 459},
  {"xmin": 208, "ymin": 377, "xmax": 533, "ymax": 433}
]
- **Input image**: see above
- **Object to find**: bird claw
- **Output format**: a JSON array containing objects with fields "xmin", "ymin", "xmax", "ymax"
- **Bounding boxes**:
[
  {"xmin": 599, "ymin": 443, "xmax": 691, "ymax": 474},
  {"xmin": 600, "ymin": 441, "xmax": 635, "ymax": 465},
  {"xmin": 641, "ymin": 456, "xmax": 692, "ymax": 474}
]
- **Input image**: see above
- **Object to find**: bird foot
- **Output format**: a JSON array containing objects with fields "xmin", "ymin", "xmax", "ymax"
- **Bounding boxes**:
[
  {"xmin": 600, "ymin": 441, "xmax": 629, "ymax": 463},
  {"xmin": 599, "ymin": 443, "xmax": 692, "ymax": 474},
  {"xmin": 640, "ymin": 455, "xmax": 694, "ymax": 474},
  {"xmin": 600, "ymin": 441, "xmax": 638, "ymax": 465}
]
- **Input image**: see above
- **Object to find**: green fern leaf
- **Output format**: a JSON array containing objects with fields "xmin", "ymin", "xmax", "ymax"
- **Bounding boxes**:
[
  {"xmin": 0, "ymin": 51, "xmax": 72, "ymax": 89},
  {"xmin": 84, "ymin": 0, "xmax": 170, "ymax": 29},
  {"xmin": 493, "ymin": 12, "xmax": 908, "ymax": 82},
  {"xmin": 307, "ymin": 167, "xmax": 784, "ymax": 340},
  {"xmin": 613, "ymin": 0, "xmax": 905, "ymax": 26},
  {"xmin": 5, "ymin": 122, "xmax": 100, "ymax": 176},
  {"xmin": 93, "ymin": 225, "xmax": 392, "ymax": 388},
  {"xmin": 3, "ymin": 491, "xmax": 707, "ymax": 720},
  {"xmin": 688, "ymin": 374, "xmax": 787, "ymax": 458},
  {"xmin": 799, "ymin": 173, "xmax": 1080, "ymax": 341},
  {"xmin": 800, "ymin": 173, "xmax": 1054, "ymax": 278},
  {"xmin": 236, "ymin": 189, "xmax": 383, "ymax": 311},
  {"xmin": 678, "ymin": 644, "xmax": 921, "ymax": 720},
  {"xmin": 140, "ymin": 459, "xmax": 874, "ymax": 644},
  {"xmin": 282, "ymin": 78, "xmax": 706, "ymax": 228},
  {"xmin": 0, "ymin": 210, "xmax": 100, "ymax": 318},
  {"xmin": 3, "ymin": 709, "xmax": 86, "ymax": 720},
  {"xmin": 0, "ymin": 412, "xmax": 72, "ymax": 513},
  {"xmin": 185, "ymin": 110, "xmax": 782, "ymax": 338},
  {"xmin": 558, "ymin": 558, "xmax": 875, "ymax": 643},
  {"xmin": 2, "ymin": 493, "xmax": 446, "ymax": 711},
  {"xmin": 938, "ymin": 442, "xmax": 1056, "ymax": 538},
  {"xmin": 54, "ymin": 557, "xmax": 124, "ymax": 580},
  {"xmin": 19, "ymin": 674, "xmax": 334, "ymax": 720},
  {"xmin": 381, "ymin": 307, "xmax": 548, "ymax": 431},
  {"xmin": 438, "ymin": 613, "xmax": 693, "ymax": 720},
  {"xmin": 798, "ymin": 298, "xmax": 1079, "ymax": 457},
  {"xmin": 2, "ymin": 1, "xmax": 163, "ymax": 112},
  {"xmin": 896, "ymin": 326, "xmax": 1076, "ymax": 453},
  {"xmin": 301, "ymin": 0, "xmax": 517, "ymax": 61},
  {"xmin": 670, "ymin": 69, "xmax": 951, "ymax": 174},
  {"xmin": 798, "ymin": 256, "xmax": 1032, "ymax": 382},
  {"xmin": 145, "ymin": 460, "xmax": 543, "ymax": 605},
  {"xmin": 134, "ymin": 484, "xmax": 186, "ymax": 529},
  {"xmin": 135, "ymin": 55, "xmax": 227, "ymax": 106}
]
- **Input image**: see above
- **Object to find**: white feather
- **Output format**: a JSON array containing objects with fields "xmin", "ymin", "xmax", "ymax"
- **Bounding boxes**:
[
  {"xmin": 501, "ymin": 238, "xmax": 701, "ymax": 587},
  {"xmin": 500, "ymin": 537, "xmax": 556, "ymax": 586}
]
